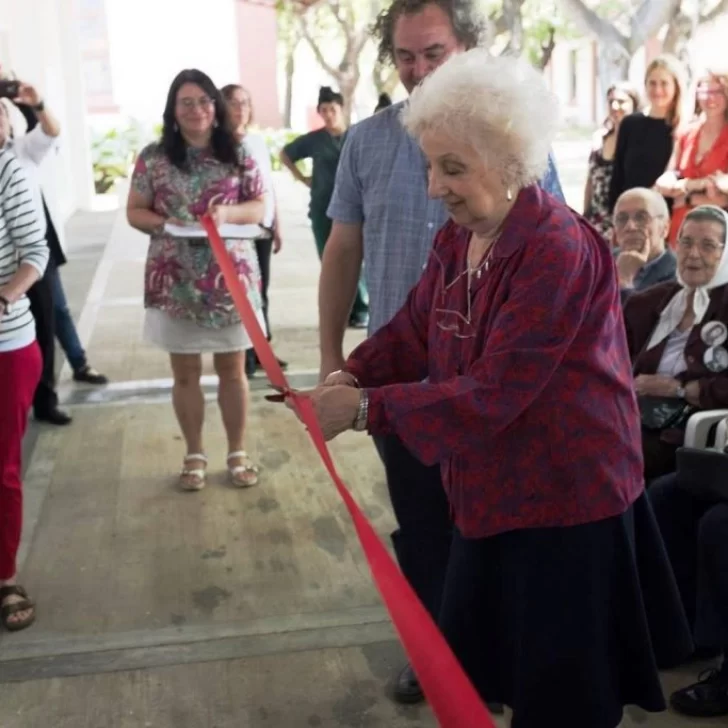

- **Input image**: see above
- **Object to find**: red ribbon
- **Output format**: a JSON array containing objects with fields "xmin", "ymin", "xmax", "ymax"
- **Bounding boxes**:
[{"xmin": 200, "ymin": 215, "xmax": 496, "ymax": 728}]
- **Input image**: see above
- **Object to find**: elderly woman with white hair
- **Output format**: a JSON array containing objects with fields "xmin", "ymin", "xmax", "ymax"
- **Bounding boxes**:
[{"xmin": 286, "ymin": 50, "xmax": 692, "ymax": 726}]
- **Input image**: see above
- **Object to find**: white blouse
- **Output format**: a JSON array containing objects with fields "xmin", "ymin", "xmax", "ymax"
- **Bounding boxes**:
[{"xmin": 655, "ymin": 328, "xmax": 690, "ymax": 377}]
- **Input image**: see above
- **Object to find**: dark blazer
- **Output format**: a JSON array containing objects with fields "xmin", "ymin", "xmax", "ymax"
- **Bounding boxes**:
[
  {"xmin": 620, "ymin": 249, "xmax": 677, "ymax": 305},
  {"xmin": 624, "ymin": 281, "xmax": 728, "ymax": 410}
]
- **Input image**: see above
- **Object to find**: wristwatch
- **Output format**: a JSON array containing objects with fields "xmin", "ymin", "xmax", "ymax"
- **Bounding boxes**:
[
  {"xmin": 33, "ymin": 100, "xmax": 45, "ymax": 113},
  {"xmin": 676, "ymin": 385, "xmax": 686, "ymax": 399},
  {"xmin": 352, "ymin": 390, "xmax": 369, "ymax": 432}
]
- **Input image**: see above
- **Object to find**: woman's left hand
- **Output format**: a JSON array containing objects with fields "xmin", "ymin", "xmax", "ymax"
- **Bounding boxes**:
[
  {"xmin": 285, "ymin": 385, "xmax": 362, "ymax": 441},
  {"xmin": 634, "ymin": 374, "xmax": 680, "ymax": 398}
]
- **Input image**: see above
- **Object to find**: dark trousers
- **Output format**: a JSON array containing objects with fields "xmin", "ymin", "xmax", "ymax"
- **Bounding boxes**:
[
  {"xmin": 310, "ymin": 209, "xmax": 368, "ymax": 320},
  {"xmin": 50, "ymin": 265, "xmax": 87, "ymax": 372},
  {"xmin": 26, "ymin": 260, "xmax": 58, "ymax": 415},
  {"xmin": 373, "ymin": 434, "xmax": 452, "ymax": 621},
  {"xmin": 649, "ymin": 472, "xmax": 728, "ymax": 650},
  {"xmin": 246, "ymin": 238, "xmax": 272, "ymax": 373}
]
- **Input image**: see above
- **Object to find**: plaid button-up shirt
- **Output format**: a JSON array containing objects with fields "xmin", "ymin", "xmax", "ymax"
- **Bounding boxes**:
[{"xmin": 328, "ymin": 101, "xmax": 565, "ymax": 335}]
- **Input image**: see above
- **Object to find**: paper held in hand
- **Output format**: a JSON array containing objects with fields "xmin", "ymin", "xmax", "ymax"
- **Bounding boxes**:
[{"xmin": 164, "ymin": 222, "xmax": 264, "ymax": 239}]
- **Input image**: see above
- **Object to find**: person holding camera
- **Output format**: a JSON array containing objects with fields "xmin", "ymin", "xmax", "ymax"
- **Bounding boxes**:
[{"xmin": 0, "ymin": 79, "xmax": 108, "ymax": 427}]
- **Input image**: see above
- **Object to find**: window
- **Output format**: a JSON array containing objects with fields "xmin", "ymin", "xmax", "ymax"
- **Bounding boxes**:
[{"xmin": 569, "ymin": 48, "xmax": 578, "ymax": 104}]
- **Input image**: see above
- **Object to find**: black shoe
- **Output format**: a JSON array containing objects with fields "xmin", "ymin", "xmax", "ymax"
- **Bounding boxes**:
[
  {"xmin": 73, "ymin": 366, "xmax": 108, "ymax": 385},
  {"xmin": 256, "ymin": 356, "xmax": 288, "ymax": 372},
  {"xmin": 35, "ymin": 408, "xmax": 72, "ymax": 426},
  {"xmin": 348, "ymin": 314, "xmax": 369, "ymax": 329},
  {"xmin": 392, "ymin": 663, "xmax": 424, "ymax": 705},
  {"xmin": 391, "ymin": 663, "xmax": 504, "ymax": 714},
  {"xmin": 670, "ymin": 667, "xmax": 728, "ymax": 717}
]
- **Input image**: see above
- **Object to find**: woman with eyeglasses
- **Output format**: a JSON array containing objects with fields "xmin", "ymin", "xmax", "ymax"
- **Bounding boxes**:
[
  {"xmin": 221, "ymin": 84, "xmax": 288, "ymax": 378},
  {"xmin": 656, "ymin": 69, "xmax": 728, "ymax": 245},
  {"xmin": 623, "ymin": 205, "xmax": 728, "ymax": 482},
  {"xmin": 283, "ymin": 50, "xmax": 693, "ymax": 728},
  {"xmin": 126, "ymin": 69, "xmax": 266, "ymax": 491},
  {"xmin": 583, "ymin": 82, "xmax": 640, "ymax": 241}
]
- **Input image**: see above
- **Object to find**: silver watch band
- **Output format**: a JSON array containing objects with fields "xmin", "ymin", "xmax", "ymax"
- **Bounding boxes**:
[{"xmin": 353, "ymin": 390, "xmax": 369, "ymax": 431}]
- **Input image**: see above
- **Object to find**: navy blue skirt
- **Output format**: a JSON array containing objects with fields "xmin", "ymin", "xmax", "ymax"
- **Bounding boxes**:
[{"xmin": 437, "ymin": 493, "xmax": 693, "ymax": 728}]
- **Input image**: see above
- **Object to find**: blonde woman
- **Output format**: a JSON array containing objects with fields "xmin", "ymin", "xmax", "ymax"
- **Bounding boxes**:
[{"xmin": 608, "ymin": 54, "xmax": 687, "ymax": 211}]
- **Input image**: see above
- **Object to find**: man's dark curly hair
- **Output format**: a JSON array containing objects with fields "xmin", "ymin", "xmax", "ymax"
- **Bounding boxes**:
[{"xmin": 373, "ymin": 0, "xmax": 489, "ymax": 65}]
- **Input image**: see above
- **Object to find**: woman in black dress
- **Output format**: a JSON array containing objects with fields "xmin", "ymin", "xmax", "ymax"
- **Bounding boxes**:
[{"xmin": 608, "ymin": 54, "xmax": 687, "ymax": 212}]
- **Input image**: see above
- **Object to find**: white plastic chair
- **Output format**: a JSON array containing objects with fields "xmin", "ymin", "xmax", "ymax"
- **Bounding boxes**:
[{"xmin": 683, "ymin": 409, "xmax": 728, "ymax": 449}]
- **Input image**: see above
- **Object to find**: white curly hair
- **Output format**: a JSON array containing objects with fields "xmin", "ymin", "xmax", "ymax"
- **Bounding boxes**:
[{"xmin": 401, "ymin": 49, "xmax": 560, "ymax": 189}]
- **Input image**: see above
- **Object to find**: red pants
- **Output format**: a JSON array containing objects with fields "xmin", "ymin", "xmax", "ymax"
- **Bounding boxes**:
[{"xmin": 0, "ymin": 342, "xmax": 42, "ymax": 580}]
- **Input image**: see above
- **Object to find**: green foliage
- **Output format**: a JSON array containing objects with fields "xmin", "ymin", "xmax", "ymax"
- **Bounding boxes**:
[
  {"xmin": 521, "ymin": 1, "xmax": 579, "ymax": 67},
  {"xmin": 90, "ymin": 122, "xmax": 144, "ymax": 194},
  {"xmin": 257, "ymin": 127, "xmax": 312, "ymax": 175}
]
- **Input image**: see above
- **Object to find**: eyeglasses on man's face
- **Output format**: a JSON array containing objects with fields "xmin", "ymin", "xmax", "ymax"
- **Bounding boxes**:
[{"xmin": 614, "ymin": 210, "xmax": 660, "ymax": 229}]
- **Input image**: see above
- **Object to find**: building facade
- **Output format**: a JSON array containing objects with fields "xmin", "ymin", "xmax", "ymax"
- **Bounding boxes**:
[{"xmin": 0, "ymin": 0, "xmax": 95, "ymax": 226}]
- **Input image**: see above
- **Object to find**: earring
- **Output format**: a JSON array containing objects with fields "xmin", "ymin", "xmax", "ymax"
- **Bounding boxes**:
[
  {"xmin": 213, "ymin": 119, "xmax": 218, "ymax": 128},
  {"xmin": 173, "ymin": 122, "xmax": 179, "ymax": 132},
  {"xmin": 506, "ymin": 187, "xmax": 513, "ymax": 201}
]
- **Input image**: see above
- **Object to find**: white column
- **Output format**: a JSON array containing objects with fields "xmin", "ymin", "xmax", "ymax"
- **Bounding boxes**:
[{"xmin": 57, "ymin": 0, "xmax": 95, "ymax": 211}]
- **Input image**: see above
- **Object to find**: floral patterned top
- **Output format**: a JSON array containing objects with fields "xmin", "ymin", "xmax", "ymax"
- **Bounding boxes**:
[
  {"xmin": 131, "ymin": 142, "xmax": 264, "ymax": 329},
  {"xmin": 584, "ymin": 143, "xmax": 614, "ymax": 242}
]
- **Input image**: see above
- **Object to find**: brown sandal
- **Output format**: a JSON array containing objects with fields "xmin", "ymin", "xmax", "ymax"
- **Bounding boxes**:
[{"xmin": 0, "ymin": 585, "xmax": 36, "ymax": 632}]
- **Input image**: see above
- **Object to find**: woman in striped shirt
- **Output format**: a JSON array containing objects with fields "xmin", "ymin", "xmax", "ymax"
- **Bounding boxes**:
[{"xmin": 0, "ymin": 147, "xmax": 48, "ymax": 631}]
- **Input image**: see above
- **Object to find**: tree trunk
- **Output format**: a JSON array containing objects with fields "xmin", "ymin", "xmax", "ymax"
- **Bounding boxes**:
[
  {"xmin": 283, "ymin": 46, "xmax": 296, "ymax": 129},
  {"xmin": 339, "ymin": 70, "xmax": 359, "ymax": 125},
  {"xmin": 598, "ymin": 43, "xmax": 630, "ymax": 101},
  {"xmin": 663, "ymin": 5, "xmax": 698, "ymax": 86},
  {"xmin": 538, "ymin": 26, "xmax": 557, "ymax": 70}
]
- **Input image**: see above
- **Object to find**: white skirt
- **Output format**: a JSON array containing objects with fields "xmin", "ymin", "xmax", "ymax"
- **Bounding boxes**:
[{"xmin": 143, "ymin": 308, "xmax": 266, "ymax": 354}]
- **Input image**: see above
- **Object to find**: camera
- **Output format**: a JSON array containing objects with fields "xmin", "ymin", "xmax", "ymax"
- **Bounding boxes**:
[{"xmin": 0, "ymin": 80, "xmax": 19, "ymax": 99}]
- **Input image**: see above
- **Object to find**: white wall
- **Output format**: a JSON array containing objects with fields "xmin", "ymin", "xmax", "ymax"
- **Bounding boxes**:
[
  {"xmin": 0, "ymin": 0, "xmax": 94, "ymax": 224},
  {"xmin": 104, "ymin": 0, "xmax": 240, "ymax": 125},
  {"xmin": 548, "ymin": 41, "xmax": 597, "ymax": 127}
]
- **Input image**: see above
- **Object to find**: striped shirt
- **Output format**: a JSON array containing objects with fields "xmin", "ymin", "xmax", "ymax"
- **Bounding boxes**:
[
  {"xmin": 328, "ymin": 101, "xmax": 565, "ymax": 335},
  {"xmin": 0, "ymin": 149, "xmax": 49, "ymax": 352}
]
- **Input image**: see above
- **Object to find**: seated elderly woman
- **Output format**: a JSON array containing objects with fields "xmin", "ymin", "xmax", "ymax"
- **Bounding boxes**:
[
  {"xmin": 649, "ymin": 469, "xmax": 728, "ymax": 718},
  {"xmin": 289, "ymin": 49, "xmax": 692, "ymax": 728},
  {"xmin": 623, "ymin": 205, "xmax": 728, "ymax": 482}
]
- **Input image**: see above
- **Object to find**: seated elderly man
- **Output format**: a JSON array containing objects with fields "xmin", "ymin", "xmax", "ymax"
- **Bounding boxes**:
[
  {"xmin": 613, "ymin": 187, "xmax": 676, "ymax": 303},
  {"xmin": 288, "ymin": 49, "xmax": 692, "ymax": 728}
]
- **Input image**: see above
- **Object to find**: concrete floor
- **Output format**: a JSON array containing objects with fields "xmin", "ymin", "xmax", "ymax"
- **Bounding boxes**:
[{"xmin": 0, "ymin": 150, "xmax": 721, "ymax": 727}]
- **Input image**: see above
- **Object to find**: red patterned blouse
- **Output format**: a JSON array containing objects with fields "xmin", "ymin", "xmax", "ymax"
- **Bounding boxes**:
[{"xmin": 345, "ymin": 185, "xmax": 644, "ymax": 539}]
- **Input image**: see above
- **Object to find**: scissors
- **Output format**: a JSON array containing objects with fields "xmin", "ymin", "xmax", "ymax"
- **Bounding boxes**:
[{"xmin": 264, "ymin": 385, "xmax": 288, "ymax": 403}]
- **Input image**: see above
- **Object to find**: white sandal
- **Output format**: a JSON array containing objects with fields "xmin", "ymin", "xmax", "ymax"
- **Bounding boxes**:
[
  {"xmin": 227, "ymin": 450, "xmax": 259, "ymax": 488},
  {"xmin": 179, "ymin": 453, "xmax": 208, "ymax": 491}
]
